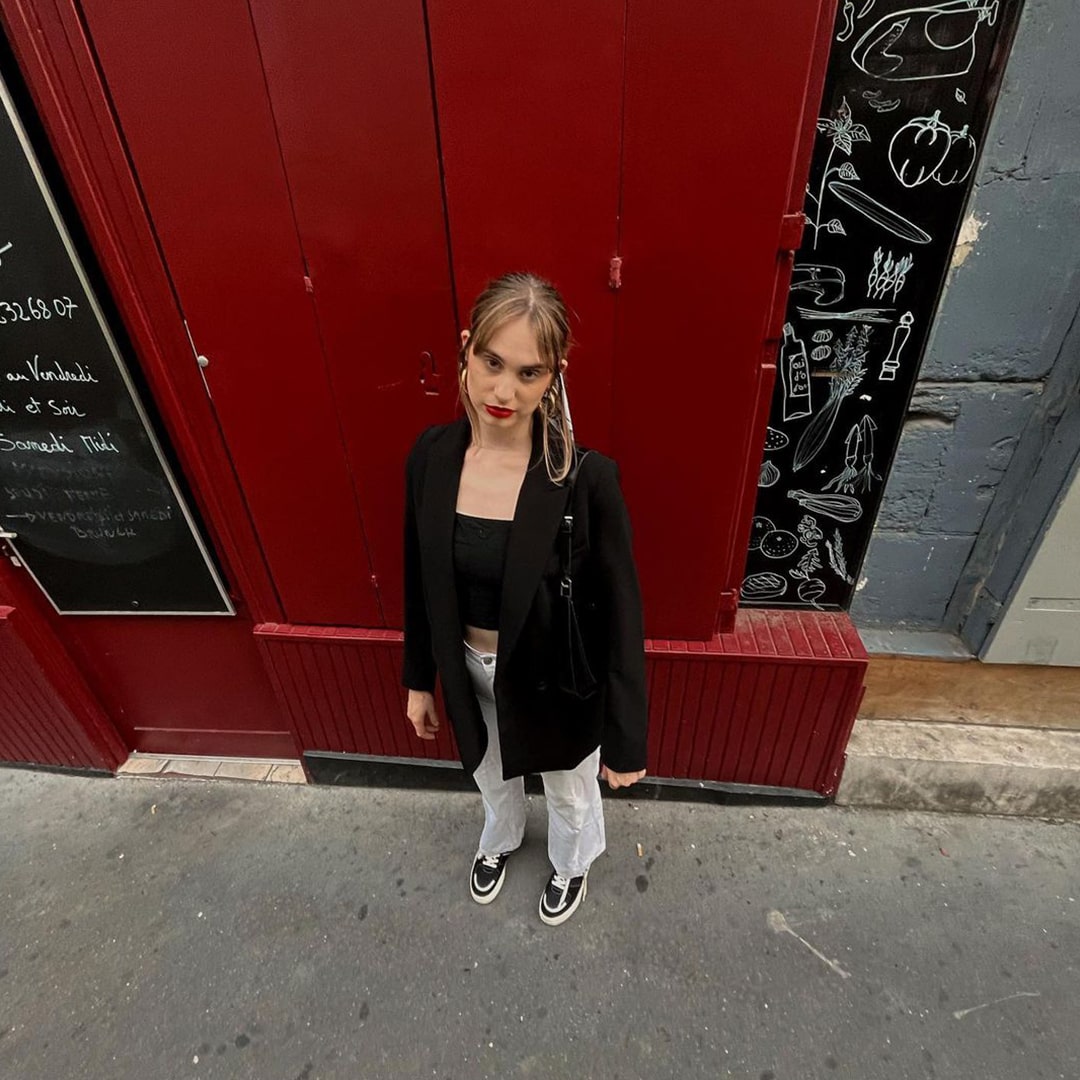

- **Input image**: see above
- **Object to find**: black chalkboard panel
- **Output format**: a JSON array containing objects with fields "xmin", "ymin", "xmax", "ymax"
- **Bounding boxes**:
[
  {"xmin": 742, "ymin": 0, "xmax": 1020, "ymax": 611},
  {"xmin": 0, "ymin": 74, "xmax": 232, "ymax": 614}
]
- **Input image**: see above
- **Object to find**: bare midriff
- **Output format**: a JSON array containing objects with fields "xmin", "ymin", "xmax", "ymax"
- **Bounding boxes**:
[
  {"xmin": 463, "ymin": 624, "xmax": 499, "ymax": 656},
  {"xmin": 457, "ymin": 441, "xmax": 528, "ymax": 659}
]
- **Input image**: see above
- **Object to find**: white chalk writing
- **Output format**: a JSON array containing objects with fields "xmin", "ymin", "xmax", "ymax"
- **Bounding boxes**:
[
  {"xmin": 17, "ymin": 354, "xmax": 98, "ymax": 383},
  {"xmin": 0, "ymin": 296, "xmax": 77, "ymax": 325},
  {"xmin": 0, "ymin": 431, "xmax": 74, "ymax": 454},
  {"xmin": 48, "ymin": 398, "xmax": 87, "ymax": 417},
  {"xmin": 79, "ymin": 431, "xmax": 118, "ymax": 454},
  {"xmin": 72, "ymin": 526, "xmax": 137, "ymax": 540},
  {"xmin": 3, "ymin": 485, "xmax": 48, "ymax": 501}
]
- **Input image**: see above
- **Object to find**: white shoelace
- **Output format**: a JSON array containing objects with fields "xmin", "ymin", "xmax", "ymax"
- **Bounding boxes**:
[
  {"xmin": 550, "ymin": 872, "xmax": 572, "ymax": 894},
  {"xmin": 480, "ymin": 853, "xmax": 502, "ymax": 871}
]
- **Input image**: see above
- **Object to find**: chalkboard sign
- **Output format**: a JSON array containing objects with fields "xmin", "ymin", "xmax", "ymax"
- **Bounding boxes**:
[
  {"xmin": 742, "ymin": 0, "xmax": 1019, "ymax": 611},
  {"xmin": 0, "ymin": 74, "xmax": 232, "ymax": 615}
]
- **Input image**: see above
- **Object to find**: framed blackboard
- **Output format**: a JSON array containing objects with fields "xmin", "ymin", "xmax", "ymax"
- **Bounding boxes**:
[
  {"xmin": 0, "ymin": 72, "xmax": 233, "ymax": 615},
  {"xmin": 742, "ymin": 0, "xmax": 1020, "ymax": 611}
]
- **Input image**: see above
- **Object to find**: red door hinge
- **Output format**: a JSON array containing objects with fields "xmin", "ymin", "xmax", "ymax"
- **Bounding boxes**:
[
  {"xmin": 608, "ymin": 256, "xmax": 623, "ymax": 290},
  {"xmin": 778, "ymin": 212, "xmax": 807, "ymax": 255}
]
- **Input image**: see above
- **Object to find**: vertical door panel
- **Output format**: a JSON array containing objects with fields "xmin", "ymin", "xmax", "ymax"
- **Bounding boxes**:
[
  {"xmin": 78, "ymin": 0, "xmax": 378, "ymax": 626},
  {"xmin": 982, "ymin": 454, "xmax": 1080, "ymax": 665},
  {"xmin": 618, "ymin": 0, "xmax": 829, "ymax": 639},
  {"xmin": 0, "ymin": 570, "xmax": 125, "ymax": 770},
  {"xmin": 248, "ymin": 0, "xmax": 456, "ymax": 629},
  {"xmin": 426, "ymin": 1, "xmax": 625, "ymax": 449}
]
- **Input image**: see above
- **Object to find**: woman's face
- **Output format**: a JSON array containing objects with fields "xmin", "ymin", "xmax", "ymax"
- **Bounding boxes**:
[{"xmin": 461, "ymin": 315, "xmax": 566, "ymax": 439}]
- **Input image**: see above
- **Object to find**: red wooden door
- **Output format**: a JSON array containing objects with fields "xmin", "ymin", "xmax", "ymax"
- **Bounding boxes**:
[
  {"xmin": 246, "ymin": 0, "xmax": 457, "ymax": 630},
  {"xmin": 77, "ymin": 0, "xmax": 829, "ymax": 646},
  {"xmin": 429, "ymin": 1, "xmax": 832, "ymax": 641},
  {"xmin": 76, "ymin": 0, "xmax": 454, "ymax": 627},
  {"xmin": 616, "ymin": 0, "xmax": 833, "ymax": 639},
  {"xmin": 425, "ymin": 2, "xmax": 625, "ymax": 450}
]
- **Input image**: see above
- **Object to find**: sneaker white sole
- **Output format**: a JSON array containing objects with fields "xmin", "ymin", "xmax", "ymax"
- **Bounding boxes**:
[
  {"xmin": 470, "ymin": 866, "xmax": 506, "ymax": 905},
  {"xmin": 539, "ymin": 875, "xmax": 587, "ymax": 925}
]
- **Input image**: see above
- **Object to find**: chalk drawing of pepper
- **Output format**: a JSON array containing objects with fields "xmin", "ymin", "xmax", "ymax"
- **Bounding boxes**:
[
  {"xmin": 889, "ymin": 110, "xmax": 953, "ymax": 186},
  {"xmin": 889, "ymin": 111, "xmax": 978, "ymax": 188}
]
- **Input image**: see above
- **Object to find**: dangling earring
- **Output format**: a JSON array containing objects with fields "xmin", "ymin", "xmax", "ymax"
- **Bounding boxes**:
[{"xmin": 558, "ymin": 370, "xmax": 575, "ymax": 436}]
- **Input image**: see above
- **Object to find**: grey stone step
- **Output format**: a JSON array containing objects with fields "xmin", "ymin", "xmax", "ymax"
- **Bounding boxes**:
[{"xmin": 836, "ymin": 718, "xmax": 1080, "ymax": 821}]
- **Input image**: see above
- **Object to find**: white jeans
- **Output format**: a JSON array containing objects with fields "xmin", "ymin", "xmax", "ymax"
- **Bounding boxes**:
[{"xmin": 463, "ymin": 639, "xmax": 606, "ymax": 878}]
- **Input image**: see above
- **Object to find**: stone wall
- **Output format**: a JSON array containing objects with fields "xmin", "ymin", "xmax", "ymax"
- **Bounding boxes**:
[{"xmin": 851, "ymin": 0, "xmax": 1080, "ymax": 637}]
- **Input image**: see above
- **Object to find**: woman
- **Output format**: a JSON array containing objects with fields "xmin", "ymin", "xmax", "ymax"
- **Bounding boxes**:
[{"xmin": 402, "ymin": 272, "xmax": 648, "ymax": 926}]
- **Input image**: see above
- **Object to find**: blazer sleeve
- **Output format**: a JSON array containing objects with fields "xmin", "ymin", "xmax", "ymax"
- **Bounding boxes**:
[
  {"xmin": 591, "ymin": 457, "xmax": 649, "ymax": 772},
  {"xmin": 402, "ymin": 432, "xmax": 437, "ymax": 692}
]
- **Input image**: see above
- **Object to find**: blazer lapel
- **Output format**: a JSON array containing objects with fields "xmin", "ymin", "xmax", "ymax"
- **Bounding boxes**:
[
  {"xmin": 498, "ymin": 420, "xmax": 568, "ymax": 668},
  {"xmin": 419, "ymin": 412, "xmax": 568, "ymax": 671},
  {"xmin": 419, "ymin": 415, "xmax": 470, "ymax": 669}
]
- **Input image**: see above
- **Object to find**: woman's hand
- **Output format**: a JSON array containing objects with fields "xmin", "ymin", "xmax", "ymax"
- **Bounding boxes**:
[
  {"xmin": 599, "ymin": 764, "xmax": 646, "ymax": 790},
  {"xmin": 406, "ymin": 689, "xmax": 440, "ymax": 740}
]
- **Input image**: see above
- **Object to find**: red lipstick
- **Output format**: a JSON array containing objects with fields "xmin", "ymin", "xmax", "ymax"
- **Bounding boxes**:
[{"xmin": 484, "ymin": 405, "xmax": 513, "ymax": 418}]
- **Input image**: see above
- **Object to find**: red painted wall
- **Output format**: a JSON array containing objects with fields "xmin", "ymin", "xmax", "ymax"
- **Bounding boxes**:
[{"xmin": 0, "ymin": 0, "xmax": 852, "ymax": 784}]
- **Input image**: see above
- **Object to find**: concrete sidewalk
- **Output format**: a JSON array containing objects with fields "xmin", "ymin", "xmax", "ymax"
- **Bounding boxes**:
[{"xmin": 2, "ymin": 767, "xmax": 1077, "ymax": 1080}]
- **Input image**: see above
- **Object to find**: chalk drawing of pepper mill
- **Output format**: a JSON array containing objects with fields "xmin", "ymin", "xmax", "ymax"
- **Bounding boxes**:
[
  {"xmin": 879, "ymin": 311, "xmax": 914, "ymax": 381},
  {"xmin": 780, "ymin": 322, "xmax": 813, "ymax": 420}
]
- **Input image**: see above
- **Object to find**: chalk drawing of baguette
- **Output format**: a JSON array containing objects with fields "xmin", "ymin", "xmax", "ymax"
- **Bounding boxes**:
[{"xmin": 827, "ymin": 181, "xmax": 933, "ymax": 244}]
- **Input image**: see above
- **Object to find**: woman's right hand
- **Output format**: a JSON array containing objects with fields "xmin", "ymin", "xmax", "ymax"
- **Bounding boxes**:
[{"xmin": 406, "ymin": 689, "xmax": 440, "ymax": 740}]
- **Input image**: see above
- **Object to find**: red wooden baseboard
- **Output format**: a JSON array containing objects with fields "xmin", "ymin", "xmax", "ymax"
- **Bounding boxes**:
[
  {"xmin": 255, "ymin": 610, "xmax": 867, "ymax": 796},
  {"xmin": 0, "ymin": 606, "xmax": 125, "ymax": 771}
]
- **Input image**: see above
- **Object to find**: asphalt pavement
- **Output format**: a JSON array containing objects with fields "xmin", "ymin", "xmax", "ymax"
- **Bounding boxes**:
[{"xmin": 1, "ymin": 765, "xmax": 1077, "ymax": 1080}]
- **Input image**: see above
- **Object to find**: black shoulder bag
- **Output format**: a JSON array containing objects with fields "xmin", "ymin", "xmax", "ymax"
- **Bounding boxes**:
[{"xmin": 555, "ymin": 449, "xmax": 600, "ymax": 700}]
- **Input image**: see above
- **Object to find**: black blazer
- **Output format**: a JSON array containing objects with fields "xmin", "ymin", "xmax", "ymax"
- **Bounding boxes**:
[{"xmin": 402, "ymin": 412, "xmax": 648, "ymax": 780}]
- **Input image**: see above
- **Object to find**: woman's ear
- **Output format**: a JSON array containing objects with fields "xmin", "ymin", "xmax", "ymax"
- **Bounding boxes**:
[{"xmin": 460, "ymin": 329, "xmax": 471, "ymax": 349}]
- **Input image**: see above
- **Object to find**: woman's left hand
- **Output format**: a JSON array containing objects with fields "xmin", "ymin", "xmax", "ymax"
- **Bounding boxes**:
[{"xmin": 599, "ymin": 764, "xmax": 647, "ymax": 790}]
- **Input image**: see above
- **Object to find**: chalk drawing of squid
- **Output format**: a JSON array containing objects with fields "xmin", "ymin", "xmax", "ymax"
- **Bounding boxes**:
[{"xmin": 823, "ymin": 416, "xmax": 881, "ymax": 495}]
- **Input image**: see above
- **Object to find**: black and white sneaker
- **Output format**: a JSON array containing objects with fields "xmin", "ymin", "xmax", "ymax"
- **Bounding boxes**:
[
  {"xmin": 538, "ymin": 869, "xmax": 588, "ymax": 925},
  {"xmin": 469, "ymin": 852, "xmax": 510, "ymax": 904}
]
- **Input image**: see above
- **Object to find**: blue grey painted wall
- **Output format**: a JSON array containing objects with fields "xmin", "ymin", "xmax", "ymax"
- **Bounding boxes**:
[{"xmin": 851, "ymin": 0, "xmax": 1080, "ymax": 635}]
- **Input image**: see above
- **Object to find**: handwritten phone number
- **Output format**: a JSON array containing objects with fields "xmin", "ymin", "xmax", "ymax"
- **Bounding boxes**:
[{"xmin": 0, "ymin": 297, "xmax": 78, "ymax": 325}]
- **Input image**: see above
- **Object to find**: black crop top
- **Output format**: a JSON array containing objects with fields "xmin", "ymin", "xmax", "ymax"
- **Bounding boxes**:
[{"xmin": 453, "ymin": 512, "xmax": 512, "ymax": 630}]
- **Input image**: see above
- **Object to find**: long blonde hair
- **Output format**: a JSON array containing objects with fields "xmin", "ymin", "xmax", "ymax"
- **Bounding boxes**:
[{"xmin": 458, "ymin": 272, "xmax": 575, "ymax": 484}]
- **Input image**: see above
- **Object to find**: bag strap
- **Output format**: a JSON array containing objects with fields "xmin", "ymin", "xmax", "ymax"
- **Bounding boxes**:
[{"xmin": 559, "ymin": 448, "xmax": 591, "ymax": 600}]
